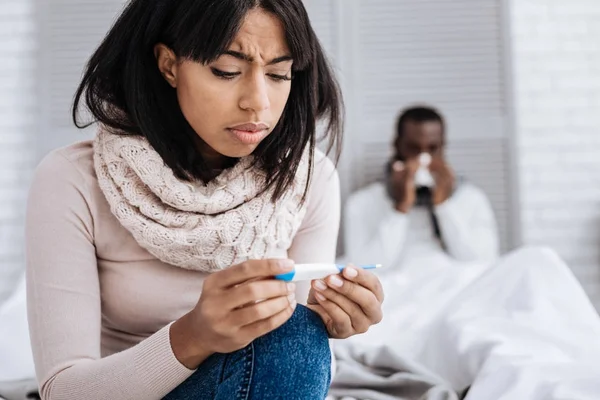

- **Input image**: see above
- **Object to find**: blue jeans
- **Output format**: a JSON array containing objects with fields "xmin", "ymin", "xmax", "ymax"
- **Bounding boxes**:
[{"xmin": 163, "ymin": 305, "xmax": 332, "ymax": 400}]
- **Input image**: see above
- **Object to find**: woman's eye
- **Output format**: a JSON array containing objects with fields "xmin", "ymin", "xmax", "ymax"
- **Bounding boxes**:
[
  {"xmin": 211, "ymin": 68, "xmax": 240, "ymax": 80},
  {"xmin": 267, "ymin": 73, "xmax": 292, "ymax": 82}
]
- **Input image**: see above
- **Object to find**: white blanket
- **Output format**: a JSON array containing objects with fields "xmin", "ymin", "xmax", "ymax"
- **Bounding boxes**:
[
  {"xmin": 332, "ymin": 246, "xmax": 600, "ymax": 399},
  {"xmin": 0, "ymin": 274, "xmax": 36, "ymax": 387}
]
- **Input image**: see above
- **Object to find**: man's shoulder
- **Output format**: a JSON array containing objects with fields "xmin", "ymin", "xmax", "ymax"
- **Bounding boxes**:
[
  {"xmin": 456, "ymin": 180, "xmax": 484, "ymax": 193},
  {"xmin": 454, "ymin": 180, "xmax": 491, "ymax": 203}
]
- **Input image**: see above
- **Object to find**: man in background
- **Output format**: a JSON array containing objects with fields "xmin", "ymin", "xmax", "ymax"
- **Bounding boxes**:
[{"xmin": 342, "ymin": 105, "xmax": 499, "ymax": 269}]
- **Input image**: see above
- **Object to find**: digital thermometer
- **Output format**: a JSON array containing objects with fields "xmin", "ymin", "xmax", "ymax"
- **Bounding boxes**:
[{"xmin": 274, "ymin": 263, "xmax": 383, "ymax": 282}]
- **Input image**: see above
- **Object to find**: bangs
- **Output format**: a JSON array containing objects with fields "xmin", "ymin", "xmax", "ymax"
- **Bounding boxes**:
[
  {"xmin": 161, "ymin": 0, "xmax": 314, "ymax": 70},
  {"xmin": 258, "ymin": 0, "xmax": 314, "ymax": 71},
  {"xmin": 162, "ymin": 0, "xmax": 252, "ymax": 63}
]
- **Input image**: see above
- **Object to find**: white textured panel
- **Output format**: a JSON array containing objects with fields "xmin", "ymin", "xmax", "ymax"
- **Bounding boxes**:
[
  {"xmin": 302, "ymin": 0, "xmax": 337, "ymax": 59},
  {"xmin": 0, "ymin": 0, "xmax": 36, "ymax": 304},
  {"xmin": 302, "ymin": 0, "xmax": 342, "ymax": 159},
  {"xmin": 356, "ymin": 138, "xmax": 511, "ymax": 252},
  {"xmin": 46, "ymin": 1, "xmax": 125, "ymax": 129},
  {"xmin": 37, "ymin": 0, "xmax": 126, "ymax": 156},
  {"xmin": 356, "ymin": 0, "xmax": 505, "ymax": 142}
]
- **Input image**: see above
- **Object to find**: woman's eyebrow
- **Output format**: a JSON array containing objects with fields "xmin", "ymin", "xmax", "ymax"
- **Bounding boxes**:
[{"xmin": 222, "ymin": 50, "xmax": 293, "ymax": 65}]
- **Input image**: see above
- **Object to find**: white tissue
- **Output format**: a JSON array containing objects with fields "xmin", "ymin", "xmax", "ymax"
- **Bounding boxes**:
[{"xmin": 414, "ymin": 153, "xmax": 435, "ymax": 188}]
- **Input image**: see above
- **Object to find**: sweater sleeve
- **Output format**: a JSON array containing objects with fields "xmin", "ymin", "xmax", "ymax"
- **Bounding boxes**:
[
  {"xmin": 26, "ymin": 151, "xmax": 193, "ymax": 400},
  {"xmin": 287, "ymin": 151, "xmax": 341, "ymax": 304},
  {"xmin": 342, "ymin": 185, "xmax": 410, "ymax": 268},
  {"xmin": 434, "ymin": 183, "xmax": 500, "ymax": 264}
]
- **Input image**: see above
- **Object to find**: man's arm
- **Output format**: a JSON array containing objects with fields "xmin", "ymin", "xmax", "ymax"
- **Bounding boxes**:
[{"xmin": 434, "ymin": 184, "xmax": 500, "ymax": 263}]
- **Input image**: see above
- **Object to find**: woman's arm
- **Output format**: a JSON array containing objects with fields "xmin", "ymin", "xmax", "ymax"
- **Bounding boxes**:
[{"xmin": 26, "ymin": 151, "xmax": 194, "ymax": 400}]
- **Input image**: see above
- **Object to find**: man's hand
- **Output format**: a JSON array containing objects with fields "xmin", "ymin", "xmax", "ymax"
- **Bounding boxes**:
[
  {"xmin": 387, "ymin": 159, "xmax": 418, "ymax": 213},
  {"xmin": 430, "ymin": 156, "xmax": 455, "ymax": 205},
  {"xmin": 306, "ymin": 266, "xmax": 384, "ymax": 339}
]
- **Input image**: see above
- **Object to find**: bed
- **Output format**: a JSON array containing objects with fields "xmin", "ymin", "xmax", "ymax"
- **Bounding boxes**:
[{"xmin": 328, "ymin": 247, "xmax": 600, "ymax": 399}]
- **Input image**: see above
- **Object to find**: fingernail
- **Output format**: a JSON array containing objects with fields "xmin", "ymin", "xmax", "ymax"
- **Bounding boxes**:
[
  {"xmin": 315, "ymin": 292, "xmax": 326, "ymax": 302},
  {"xmin": 287, "ymin": 293, "xmax": 296, "ymax": 304},
  {"xmin": 345, "ymin": 267, "xmax": 358, "ymax": 278},
  {"xmin": 287, "ymin": 283, "xmax": 296, "ymax": 292},
  {"xmin": 279, "ymin": 259, "xmax": 294, "ymax": 270},
  {"xmin": 290, "ymin": 299, "xmax": 297, "ymax": 309},
  {"xmin": 329, "ymin": 276, "xmax": 344, "ymax": 287},
  {"xmin": 314, "ymin": 280, "xmax": 327, "ymax": 291}
]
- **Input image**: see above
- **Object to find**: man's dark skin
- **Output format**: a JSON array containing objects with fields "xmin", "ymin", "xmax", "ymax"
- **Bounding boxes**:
[{"xmin": 388, "ymin": 119, "xmax": 455, "ymax": 213}]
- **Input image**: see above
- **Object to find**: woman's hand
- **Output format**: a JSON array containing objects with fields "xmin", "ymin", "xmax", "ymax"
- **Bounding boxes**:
[
  {"xmin": 170, "ymin": 259, "xmax": 297, "ymax": 369},
  {"xmin": 306, "ymin": 266, "xmax": 384, "ymax": 339}
]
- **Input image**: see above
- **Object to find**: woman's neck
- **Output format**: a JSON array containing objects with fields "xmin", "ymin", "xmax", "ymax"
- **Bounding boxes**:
[
  {"xmin": 201, "ymin": 151, "xmax": 240, "ymax": 182},
  {"xmin": 195, "ymin": 139, "xmax": 238, "ymax": 181}
]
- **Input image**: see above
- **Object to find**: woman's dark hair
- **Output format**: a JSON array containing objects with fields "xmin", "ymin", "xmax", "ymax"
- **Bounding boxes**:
[{"xmin": 73, "ymin": 0, "xmax": 343, "ymax": 201}]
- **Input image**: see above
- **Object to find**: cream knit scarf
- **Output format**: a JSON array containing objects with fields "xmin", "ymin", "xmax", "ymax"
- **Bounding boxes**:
[{"xmin": 93, "ymin": 128, "xmax": 309, "ymax": 272}]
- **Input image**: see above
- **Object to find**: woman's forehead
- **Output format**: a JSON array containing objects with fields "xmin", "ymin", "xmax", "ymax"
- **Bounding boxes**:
[{"xmin": 227, "ymin": 9, "xmax": 290, "ymax": 62}]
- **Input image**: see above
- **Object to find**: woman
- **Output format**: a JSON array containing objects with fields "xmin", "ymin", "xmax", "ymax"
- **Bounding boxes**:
[{"xmin": 26, "ymin": 0, "xmax": 384, "ymax": 399}]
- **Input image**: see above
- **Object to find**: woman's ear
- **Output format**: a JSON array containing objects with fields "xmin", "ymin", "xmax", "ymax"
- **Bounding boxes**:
[{"xmin": 154, "ymin": 43, "xmax": 178, "ymax": 88}]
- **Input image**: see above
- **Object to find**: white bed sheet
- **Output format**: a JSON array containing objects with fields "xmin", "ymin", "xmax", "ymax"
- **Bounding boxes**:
[
  {"xmin": 335, "ymin": 246, "xmax": 600, "ymax": 399},
  {"xmin": 0, "ymin": 274, "xmax": 35, "ymax": 383}
]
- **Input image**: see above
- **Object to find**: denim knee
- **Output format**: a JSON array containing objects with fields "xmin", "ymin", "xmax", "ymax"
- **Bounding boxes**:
[
  {"xmin": 163, "ymin": 305, "xmax": 332, "ymax": 400},
  {"xmin": 249, "ymin": 304, "xmax": 332, "ymax": 398}
]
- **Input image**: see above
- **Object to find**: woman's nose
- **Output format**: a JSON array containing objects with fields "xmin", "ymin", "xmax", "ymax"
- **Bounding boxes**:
[{"xmin": 239, "ymin": 72, "xmax": 270, "ymax": 113}]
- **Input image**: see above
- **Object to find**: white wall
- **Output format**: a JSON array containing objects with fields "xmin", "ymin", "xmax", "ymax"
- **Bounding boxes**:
[
  {"xmin": 0, "ymin": 0, "xmax": 36, "ymax": 304},
  {"xmin": 510, "ymin": 0, "xmax": 600, "ymax": 309}
]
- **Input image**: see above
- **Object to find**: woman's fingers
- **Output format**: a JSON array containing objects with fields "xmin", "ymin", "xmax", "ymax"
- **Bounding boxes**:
[
  {"xmin": 227, "ymin": 279, "xmax": 295, "ymax": 310},
  {"xmin": 312, "ymin": 280, "xmax": 372, "ymax": 335},
  {"xmin": 232, "ymin": 293, "xmax": 296, "ymax": 327},
  {"xmin": 206, "ymin": 259, "xmax": 294, "ymax": 290},
  {"xmin": 238, "ymin": 301, "xmax": 296, "ymax": 339}
]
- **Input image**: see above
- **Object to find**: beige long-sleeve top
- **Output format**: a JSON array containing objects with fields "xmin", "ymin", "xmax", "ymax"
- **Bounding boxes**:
[{"xmin": 25, "ymin": 141, "xmax": 340, "ymax": 400}]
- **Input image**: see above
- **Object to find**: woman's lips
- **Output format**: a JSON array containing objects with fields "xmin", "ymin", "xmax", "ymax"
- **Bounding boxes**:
[{"xmin": 227, "ymin": 122, "xmax": 269, "ymax": 145}]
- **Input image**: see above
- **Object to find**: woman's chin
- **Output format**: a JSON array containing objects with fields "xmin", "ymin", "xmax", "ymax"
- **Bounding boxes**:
[{"xmin": 214, "ymin": 144, "xmax": 259, "ymax": 159}]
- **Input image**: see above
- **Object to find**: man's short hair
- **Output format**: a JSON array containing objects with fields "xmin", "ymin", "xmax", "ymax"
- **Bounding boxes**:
[{"xmin": 395, "ymin": 105, "xmax": 445, "ymax": 141}]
